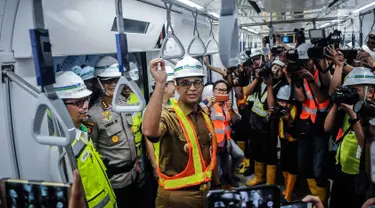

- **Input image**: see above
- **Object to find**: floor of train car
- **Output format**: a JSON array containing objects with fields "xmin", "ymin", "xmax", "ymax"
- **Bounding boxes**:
[{"xmin": 235, "ymin": 164, "xmax": 312, "ymax": 201}]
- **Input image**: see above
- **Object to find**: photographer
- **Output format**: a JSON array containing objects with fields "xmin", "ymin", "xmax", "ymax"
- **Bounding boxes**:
[
  {"xmin": 274, "ymin": 85, "xmax": 299, "ymax": 202},
  {"xmin": 324, "ymin": 67, "xmax": 375, "ymax": 208},
  {"xmin": 207, "ymin": 80, "xmax": 243, "ymax": 188},
  {"xmin": 245, "ymin": 56, "xmax": 289, "ymax": 187},
  {"xmin": 362, "ymin": 31, "xmax": 375, "ymax": 60},
  {"xmin": 289, "ymin": 42, "xmax": 332, "ymax": 205}
]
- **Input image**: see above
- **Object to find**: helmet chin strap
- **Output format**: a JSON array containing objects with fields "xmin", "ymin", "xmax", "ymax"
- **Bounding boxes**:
[
  {"xmin": 97, "ymin": 78, "xmax": 111, "ymax": 97},
  {"xmin": 364, "ymin": 85, "xmax": 369, "ymax": 103}
]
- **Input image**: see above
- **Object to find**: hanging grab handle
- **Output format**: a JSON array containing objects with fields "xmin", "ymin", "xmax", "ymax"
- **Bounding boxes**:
[
  {"xmin": 32, "ymin": 92, "xmax": 76, "ymax": 146},
  {"xmin": 112, "ymin": 76, "xmax": 146, "ymax": 112},
  {"xmin": 205, "ymin": 18, "xmax": 219, "ymax": 55},
  {"xmin": 187, "ymin": 10, "xmax": 207, "ymax": 56},
  {"xmin": 112, "ymin": 0, "xmax": 146, "ymax": 113},
  {"xmin": 219, "ymin": 0, "xmax": 239, "ymax": 68},
  {"xmin": 160, "ymin": 2, "xmax": 185, "ymax": 60}
]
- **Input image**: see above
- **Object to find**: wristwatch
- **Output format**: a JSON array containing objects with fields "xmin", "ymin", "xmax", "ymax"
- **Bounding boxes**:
[{"xmin": 349, "ymin": 118, "xmax": 360, "ymax": 125}]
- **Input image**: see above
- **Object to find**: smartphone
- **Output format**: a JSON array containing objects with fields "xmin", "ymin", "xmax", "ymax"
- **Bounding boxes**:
[
  {"xmin": 0, "ymin": 179, "xmax": 71, "ymax": 208},
  {"xmin": 281, "ymin": 201, "xmax": 313, "ymax": 208},
  {"xmin": 206, "ymin": 185, "xmax": 280, "ymax": 208},
  {"xmin": 215, "ymin": 94, "xmax": 229, "ymax": 102}
]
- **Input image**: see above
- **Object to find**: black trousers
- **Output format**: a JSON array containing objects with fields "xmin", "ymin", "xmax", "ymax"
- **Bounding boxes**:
[
  {"xmin": 114, "ymin": 183, "xmax": 140, "ymax": 208},
  {"xmin": 330, "ymin": 170, "xmax": 365, "ymax": 208},
  {"xmin": 251, "ymin": 130, "xmax": 278, "ymax": 165},
  {"xmin": 280, "ymin": 140, "xmax": 298, "ymax": 174}
]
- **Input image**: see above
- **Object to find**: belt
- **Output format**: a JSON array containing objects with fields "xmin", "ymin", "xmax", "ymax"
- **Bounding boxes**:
[
  {"xmin": 104, "ymin": 159, "xmax": 135, "ymax": 179},
  {"xmin": 179, "ymin": 182, "xmax": 209, "ymax": 191}
]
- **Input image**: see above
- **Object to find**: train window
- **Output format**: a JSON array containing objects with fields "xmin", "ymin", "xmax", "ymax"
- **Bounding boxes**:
[{"xmin": 111, "ymin": 18, "xmax": 150, "ymax": 34}]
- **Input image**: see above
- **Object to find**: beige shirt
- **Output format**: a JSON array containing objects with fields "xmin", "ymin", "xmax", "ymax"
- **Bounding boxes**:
[{"xmin": 86, "ymin": 97, "xmax": 137, "ymax": 189}]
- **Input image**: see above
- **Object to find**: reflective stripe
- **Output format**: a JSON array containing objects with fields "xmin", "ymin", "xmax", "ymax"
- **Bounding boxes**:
[
  {"xmin": 215, "ymin": 129, "xmax": 225, "ymax": 134},
  {"xmin": 225, "ymin": 126, "xmax": 231, "ymax": 131},
  {"xmin": 72, "ymin": 139, "xmax": 86, "ymax": 157},
  {"xmin": 251, "ymin": 85, "xmax": 268, "ymax": 117},
  {"xmin": 302, "ymin": 106, "xmax": 317, "ymax": 114},
  {"xmin": 92, "ymin": 194, "xmax": 110, "ymax": 208}
]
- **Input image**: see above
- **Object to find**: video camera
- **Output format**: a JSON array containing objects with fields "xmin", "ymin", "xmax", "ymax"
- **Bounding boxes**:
[
  {"xmin": 308, "ymin": 29, "xmax": 342, "ymax": 59},
  {"xmin": 285, "ymin": 49, "xmax": 303, "ymax": 73},
  {"xmin": 331, "ymin": 86, "xmax": 359, "ymax": 105},
  {"xmin": 271, "ymin": 46, "xmax": 285, "ymax": 57}
]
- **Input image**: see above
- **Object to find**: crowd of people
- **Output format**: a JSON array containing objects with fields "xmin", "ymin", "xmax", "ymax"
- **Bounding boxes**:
[{"xmin": 9, "ymin": 29, "xmax": 375, "ymax": 208}]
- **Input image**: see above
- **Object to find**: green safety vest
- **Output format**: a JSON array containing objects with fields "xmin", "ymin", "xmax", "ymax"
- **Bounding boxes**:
[
  {"xmin": 336, "ymin": 115, "xmax": 362, "ymax": 175},
  {"xmin": 251, "ymin": 84, "xmax": 268, "ymax": 117},
  {"xmin": 73, "ymin": 125, "xmax": 117, "ymax": 208},
  {"xmin": 128, "ymin": 93, "xmax": 143, "ymax": 156}
]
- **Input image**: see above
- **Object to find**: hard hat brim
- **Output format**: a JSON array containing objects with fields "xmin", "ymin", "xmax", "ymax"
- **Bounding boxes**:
[
  {"xmin": 98, "ymin": 72, "xmax": 122, "ymax": 80},
  {"xmin": 58, "ymin": 89, "xmax": 92, "ymax": 100},
  {"xmin": 174, "ymin": 73, "xmax": 205, "ymax": 79}
]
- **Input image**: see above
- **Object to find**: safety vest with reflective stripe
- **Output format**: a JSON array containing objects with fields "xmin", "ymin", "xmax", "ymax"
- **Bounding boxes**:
[
  {"xmin": 128, "ymin": 93, "xmax": 143, "ymax": 157},
  {"xmin": 252, "ymin": 83, "xmax": 268, "ymax": 117},
  {"xmin": 335, "ymin": 115, "xmax": 362, "ymax": 175},
  {"xmin": 158, "ymin": 103, "xmax": 217, "ymax": 190},
  {"xmin": 237, "ymin": 87, "xmax": 248, "ymax": 106},
  {"xmin": 300, "ymin": 70, "xmax": 330, "ymax": 123},
  {"xmin": 211, "ymin": 103, "xmax": 232, "ymax": 144},
  {"xmin": 73, "ymin": 125, "xmax": 117, "ymax": 208},
  {"xmin": 278, "ymin": 105, "xmax": 297, "ymax": 142}
]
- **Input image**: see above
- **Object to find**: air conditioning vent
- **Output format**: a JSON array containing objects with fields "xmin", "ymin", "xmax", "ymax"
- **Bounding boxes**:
[{"xmin": 111, "ymin": 17, "xmax": 150, "ymax": 34}]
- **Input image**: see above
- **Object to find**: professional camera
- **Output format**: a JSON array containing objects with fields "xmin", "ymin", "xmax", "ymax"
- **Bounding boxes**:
[
  {"xmin": 331, "ymin": 86, "xmax": 359, "ymax": 105},
  {"xmin": 354, "ymin": 100, "xmax": 375, "ymax": 118},
  {"xmin": 274, "ymin": 105, "xmax": 289, "ymax": 117},
  {"xmin": 285, "ymin": 49, "xmax": 303, "ymax": 73},
  {"xmin": 271, "ymin": 46, "xmax": 285, "ymax": 57},
  {"xmin": 308, "ymin": 29, "xmax": 342, "ymax": 59},
  {"xmin": 258, "ymin": 62, "xmax": 272, "ymax": 78}
]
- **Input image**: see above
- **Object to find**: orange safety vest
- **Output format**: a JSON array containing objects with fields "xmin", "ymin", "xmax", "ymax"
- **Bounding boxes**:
[
  {"xmin": 211, "ymin": 103, "xmax": 232, "ymax": 144},
  {"xmin": 299, "ymin": 70, "xmax": 330, "ymax": 123},
  {"xmin": 279, "ymin": 105, "xmax": 297, "ymax": 142},
  {"xmin": 237, "ymin": 87, "xmax": 248, "ymax": 106},
  {"xmin": 157, "ymin": 103, "xmax": 217, "ymax": 190}
]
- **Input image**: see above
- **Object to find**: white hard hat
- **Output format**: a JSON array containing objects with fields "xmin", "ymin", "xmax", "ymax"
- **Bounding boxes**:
[
  {"xmin": 362, "ymin": 45, "xmax": 375, "ymax": 60},
  {"xmin": 165, "ymin": 65, "xmax": 175, "ymax": 82},
  {"xmin": 174, "ymin": 56, "xmax": 205, "ymax": 79},
  {"xmin": 54, "ymin": 71, "xmax": 92, "ymax": 99},
  {"xmin": 80, "ymin": 66, "xmax": 95, "ymax": 81},
  {"xmin": 343, "ymin": 67, "xmax": 375, "ymax": 86},
  {"xmin": 272, "ymin": 60, "xmax": 285, "ymax": 67},
  {"xmin": 239, "ymin": 52, "xmax": 249, "ymax": 64},
  {"xmin": 250, "ymin": 49, "xmax": 263, "ymax": 58},
  {"xmin": 95, "ymin": 56, "xmax": 122, "ymax": 79},
  {"xmin": 71, "ymin": 65, "xmax": 82, "ymax": 75},
  {"xmin": 297, "ymin": 43, "xmax": 313, "ymax": 60},
  {"xmin": 129, "ymin": 62, "xmax": 139, "ymax": 81},
  {"xmin": 277, "ymin": 85, "xmax": 291, "ymax": 100},
  {"xmin": 202, "ymin": 84, "xmax": 213, "ymax": 99}
]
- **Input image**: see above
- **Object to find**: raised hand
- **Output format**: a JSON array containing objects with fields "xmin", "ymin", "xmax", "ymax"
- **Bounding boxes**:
[{"xmin": 149, "ymin": 58, "xmax": 167, "ymax": 84}]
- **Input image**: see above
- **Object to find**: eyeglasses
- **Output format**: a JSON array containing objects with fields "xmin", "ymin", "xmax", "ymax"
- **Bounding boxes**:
[
  {"xmin": 101, "ymin": 78, "xmax": 119, "ymax": 85},
  {"xmin": 177, "ymin": 79, "xmax": 203, "ymax": 88},
  {"xmin": 64, "ymin": 97, "xmax": 90, "ymax": 108},
  {"xmin": 214, "ymin": 88, "xmax": 228, "ymax": 93}
]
